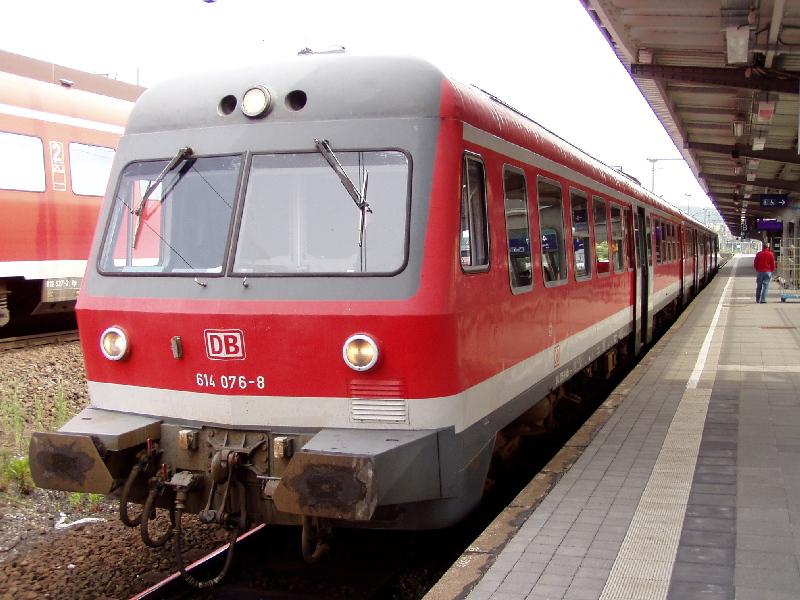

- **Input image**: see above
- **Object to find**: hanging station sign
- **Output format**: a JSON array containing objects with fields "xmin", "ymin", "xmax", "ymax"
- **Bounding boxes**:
[{"xmin": 760, "ymin": 194, "xmax": 788, "ymax": 208}]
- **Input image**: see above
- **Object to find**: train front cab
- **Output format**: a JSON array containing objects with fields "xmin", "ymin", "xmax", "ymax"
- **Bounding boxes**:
[{"xmin": 30, "ymin": 58, "xmax": 496, "ymax": 544}]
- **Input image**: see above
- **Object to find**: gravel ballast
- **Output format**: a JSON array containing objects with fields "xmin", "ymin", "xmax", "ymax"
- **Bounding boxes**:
[{"xmin": 0, "ymin": 341, "xmax": 223, "ymax": 599}]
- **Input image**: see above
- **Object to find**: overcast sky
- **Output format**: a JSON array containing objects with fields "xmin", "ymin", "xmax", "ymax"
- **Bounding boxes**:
[{"xmin": 2, "ymin": 0, "xmax": 717, "ymax": 217}]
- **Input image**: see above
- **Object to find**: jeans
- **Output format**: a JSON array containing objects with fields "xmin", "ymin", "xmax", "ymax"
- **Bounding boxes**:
[{"xmin": 756, "ymin": 271, "xmax": 772, "ymax": 302}]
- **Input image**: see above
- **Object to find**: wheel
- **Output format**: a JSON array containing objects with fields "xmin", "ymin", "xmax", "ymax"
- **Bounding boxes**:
[{"xmin": 781, "ymin": 297, "xmax": 786, "ymax": 302}]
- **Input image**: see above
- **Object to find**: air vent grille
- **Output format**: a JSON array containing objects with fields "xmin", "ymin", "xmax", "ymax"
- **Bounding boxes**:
[{"xmin": 350, "ymin": 399, "xmax": 409, "ymax": 424}]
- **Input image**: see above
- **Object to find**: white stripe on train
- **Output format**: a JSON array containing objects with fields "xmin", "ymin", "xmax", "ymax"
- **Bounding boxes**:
[
  {"xmin": 0, "ymin": 102, "xmax": 125, "ymax": 135},
  {"xmin": 0, "ymin": 259, "xmax": 87, "ymax": 279},
  {"xmin": 86, "ymin": 299, "xmax": 665, "ymax": 433}
]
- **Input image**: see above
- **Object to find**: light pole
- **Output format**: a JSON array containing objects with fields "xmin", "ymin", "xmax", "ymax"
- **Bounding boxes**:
[
  {"xmin": 646, "ymin": 157, "xmax": 684, "ymax": 194},
  {"xmin": 683, "ymin": 193, "xmax": 693, "ymax": 214}
]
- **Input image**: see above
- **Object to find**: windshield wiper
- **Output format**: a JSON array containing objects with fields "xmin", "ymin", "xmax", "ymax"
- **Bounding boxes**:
[
  {"xmin": 314, "ymin": 138, "xmax": 371, "ymax": 247},
  {"xmin": 132, "ymin": 146, "xmax": 193, "ymax": 248}
]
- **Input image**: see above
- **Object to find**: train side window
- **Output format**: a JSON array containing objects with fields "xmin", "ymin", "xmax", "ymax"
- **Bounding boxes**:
[
  {"xmin": 503, "ymin": 166, "xmax": 532, "ymax": 292},
  {"xmin": 665, "ymin": 222, "xmax": 671, "ymax": 262},
  {"xmin": 570, "ymin": 189, "xmax": 592, "ymax": 280},
  {"xmin": 593, "ymin": 196, "xmax": 609, "ymax": 276},
  {"xmin": 654, "ymin": 219, "xmax": 663, "ymax": 264},
  {"xmin": 611, "ymin": 204, "xmax": 624, "ymax": 273},
  {"xmin": 666, "ymin": 222, "xmax": 671, "ymax": 262},
  {"xmin": 460, "ymin": 154, "xmax": 489, "ymax": 271},
  {"xmin": 624, "ymin": 207, "xmax": 634, "ymax": 270},
  {"xmin": 681, "ymin": 227, "xmax": 686, "ymax": 260},
  {"xmin": 667, "ymin": 224, "xmax": 672, "ymax": 262},
  {"xmin": 537, "ymin": 177, "xmax": 567, "ymax": 285},
  {"xmin": 672, "ymin": 225, "xmax": 678, "ymax": 261},
  {"xmin": 673, "ymin": 225, "xmax": 679, "ymax": 261},
  {"xmin": 69, "ymin": 143, "xmax": 115, "ymax": 196},
  {"xmin": 667, "ymin": 223, "xmax": 672, "ymax": 262},
  {"xmin": 0, "ymin": 131, "xmax": 45, "ymax": 192}
]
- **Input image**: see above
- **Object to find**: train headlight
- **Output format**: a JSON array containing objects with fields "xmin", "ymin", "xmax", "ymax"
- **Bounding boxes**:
[
  {"xmin": 241, "ymin": 86, "xmax": 271, "ymax": 118},
  {"xmin": 100, "ymin": 326, "xmax": 129, "ymax": 361},
  {"xmin": 343, "ymin": 334, "xmax": 379, "ymax": 372}
]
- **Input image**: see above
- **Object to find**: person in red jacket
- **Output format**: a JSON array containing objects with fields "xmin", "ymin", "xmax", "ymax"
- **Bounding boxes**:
[{"xmin": 754, "ymin": 244, "xmax": 777, "ymax": 303}]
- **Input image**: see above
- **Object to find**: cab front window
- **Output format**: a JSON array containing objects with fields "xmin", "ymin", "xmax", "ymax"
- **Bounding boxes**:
[
  {"xmin": 98, "ymin": 155, "xmax": 242, "ymax": 274},
  {"xmin": 233, "ymin": 150, "xmax": 409, "ymax": 275}
]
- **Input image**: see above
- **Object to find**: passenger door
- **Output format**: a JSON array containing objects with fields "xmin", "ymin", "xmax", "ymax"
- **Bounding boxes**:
[{"xmin": 632, "ymin": 207, "xmax": 652, "ymax": 351}]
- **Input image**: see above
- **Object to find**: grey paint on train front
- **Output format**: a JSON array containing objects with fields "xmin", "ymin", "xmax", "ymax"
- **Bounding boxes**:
[{"xmin": 85, "ymin": 56, "xmax": 447, "ymax": 302}]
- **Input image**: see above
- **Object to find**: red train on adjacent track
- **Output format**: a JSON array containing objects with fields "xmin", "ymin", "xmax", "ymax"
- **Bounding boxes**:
[
  {"xmin": 0, "ymin": 53, "xmax": 137, "ymax": 331},
  {"xmin": 30, "ymin": 55, "xmax": 717, "ymax": 582}
]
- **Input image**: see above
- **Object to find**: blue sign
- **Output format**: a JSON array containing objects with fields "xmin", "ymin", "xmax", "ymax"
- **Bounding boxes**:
[
  {"xmin": 760, "ymin": 194, "xmax": 788, "ymax": 208},
  {"xmin": 508, "ymin": 237, "xmax": 529, "ymax": 255},
  {"xmin": 542, "ymin": 232, "xmax": 559, "ymax": 252},
  {"xmin": 756, "ymin": 219, "xmax": 783, "ymax": 231}
]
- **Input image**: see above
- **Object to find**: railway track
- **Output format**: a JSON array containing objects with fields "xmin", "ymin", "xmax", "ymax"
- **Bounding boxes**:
[
  {"xmin": 0, "ymin": 329, "xmax": 79, "ymax": 352},
  {"xmin": 131, "ymin": 525, "xmax": 266, "ymax": 600},
  {"xmin": 130, "ymin": 523, "xmax": 421, "ymax": 600}
]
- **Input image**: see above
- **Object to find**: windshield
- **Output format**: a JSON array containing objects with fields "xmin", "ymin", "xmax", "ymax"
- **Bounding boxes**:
[
  {"xmin": 233, "ymin": 151, "xmax": 409, "ymax": 274},
  {"xmin": 99, "ymin": 155, "xmax": 241, "ymax": 274}
]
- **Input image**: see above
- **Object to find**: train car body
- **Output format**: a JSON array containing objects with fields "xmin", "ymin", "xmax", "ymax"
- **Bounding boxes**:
[
  {"xmin": 30, "ymin": 57, "xmax": 717, "ymax": 537},
  {"xmin": 0, "ymin": 70, "xmax": 133, "ymax": 329}
]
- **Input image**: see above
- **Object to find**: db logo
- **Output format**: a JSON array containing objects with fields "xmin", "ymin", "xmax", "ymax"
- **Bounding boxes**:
[{"xmin": 204, "ymin": 329, "xmax": 246, "ymax": 360}]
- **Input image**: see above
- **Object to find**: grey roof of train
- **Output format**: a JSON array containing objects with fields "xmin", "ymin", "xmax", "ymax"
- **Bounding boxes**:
[
  {"xmin": 126, "ymin": 55, "xmax": 446, "ymax": 134},
  {"xmin": 125, "ymin": 54, "xmax": 711, "ymax": 231}
]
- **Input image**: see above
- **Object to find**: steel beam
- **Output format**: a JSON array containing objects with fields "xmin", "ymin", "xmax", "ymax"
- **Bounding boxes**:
[
  {"xmin": 679, "ymin": 107, "xmax": 738, "ymax": 116},
  {"xmin": 766, "ymin": 0, "xmax": 787, "ymax": 68},
  {"xmin": 685, "ymin": 122, "xmax": 735, "ymax": 131},
  {"xmin": 712, "ymin": 193, "xmax": 794, "ymax": 204},
  {"xmin": 631, "ymin": 64, "xmax": 800, "ymax": 93},
  {"xmin": 700, "ymin": 172, "xmax": 800, "ymax": 192},
  {"xmin": 711, "ymin": 193, "xmax": 745, "ymax": 201},
  {"xmin": 668, "ymin": 85, "xmax": 739, "ymax": 95},
  {"xmin": 688, "ymin": 141, "xmax": 800, "ymax": 164}
]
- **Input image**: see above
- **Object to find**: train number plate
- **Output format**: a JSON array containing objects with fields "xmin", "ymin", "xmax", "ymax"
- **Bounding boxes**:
[
  {"xmin": 42, "ymin": 277, "xmax": 81, "ymax": 303},
  {"xmin": 196, "ymin": 373, "xmax": 265, "ymax": 390}
]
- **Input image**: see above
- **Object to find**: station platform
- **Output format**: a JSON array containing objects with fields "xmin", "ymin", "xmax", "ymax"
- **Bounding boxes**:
[{"xmin": 427, "ymin": 255, "xmax": 800, "ymax": 600}]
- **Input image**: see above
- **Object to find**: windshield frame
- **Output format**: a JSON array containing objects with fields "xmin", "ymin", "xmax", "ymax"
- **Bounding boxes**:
[
  {"xmin": 97, "ymin": 147, "xmax": 413, "ymax": 279},
  {"xmin": 226, "ymin": 147, "xmax": 413, "ymax": 278},
  {"xmin": 96, "ymin": 152, "xmax": 246, "ymax": 278}
]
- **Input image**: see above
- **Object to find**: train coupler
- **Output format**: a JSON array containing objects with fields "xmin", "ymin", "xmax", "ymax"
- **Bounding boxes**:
[
  {"xmin": 139, "ymin": 467, "xmax": 176, "ymax": 548},
  {"xmin": 119, "ymin": 443, "xmax": 163, "ymax": 528},
  {"xmin": 168, "ymin": 470, "xmax": 200, "ymax": 503},
  {"xmin": 171, "ymin": 464, "xmax": 246, "ymax": 589}
]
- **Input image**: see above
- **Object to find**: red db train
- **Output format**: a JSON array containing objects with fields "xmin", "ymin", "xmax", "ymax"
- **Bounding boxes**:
[
  {"xmin": 0, "ymin": 69, "xmax": 132, "ymax": 330},
  {"xmin": 30, "ymin": 56, "xmax": 717, "ymax": 572}
]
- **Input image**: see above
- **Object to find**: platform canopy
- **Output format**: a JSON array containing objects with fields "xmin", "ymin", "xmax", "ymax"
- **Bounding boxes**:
[{"xmin": 583, "ymin": 0, "xmax": 800, "ymax": 237}]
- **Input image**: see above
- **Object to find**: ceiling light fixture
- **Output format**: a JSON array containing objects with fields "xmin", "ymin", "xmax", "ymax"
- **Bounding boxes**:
[{"xmin": 726, "ymin": 25, "xmax": 750, "ymax": 64}]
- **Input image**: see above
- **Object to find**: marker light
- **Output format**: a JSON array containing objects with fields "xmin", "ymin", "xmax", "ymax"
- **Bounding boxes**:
[
  {"xmin": 241, "ymin": 86, "xmax": 271, "ymax": 118},
  {"xmin": 343, "ymin": 334, "xmax": 379, "ymax": 371},
  {"xmin": 100, "ymin": 326, "xmax": 129, "ymax": 361}
]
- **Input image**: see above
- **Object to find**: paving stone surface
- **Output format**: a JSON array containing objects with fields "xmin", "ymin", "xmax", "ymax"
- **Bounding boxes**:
[{"xmin": 459, "ymin": 256, "xmax": 800, "ymax": 599}]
